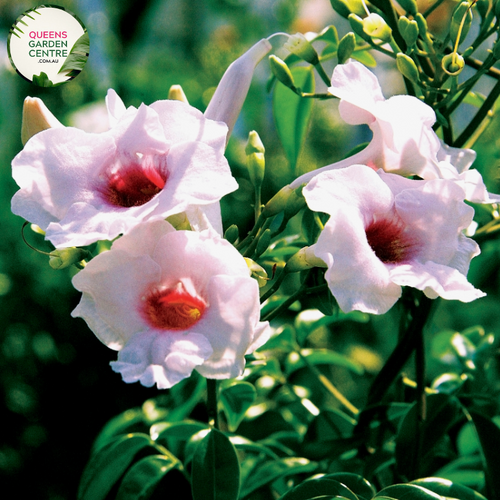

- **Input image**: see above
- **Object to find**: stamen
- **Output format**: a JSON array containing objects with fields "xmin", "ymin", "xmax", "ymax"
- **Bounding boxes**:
[
  {"xmin": 365, "ymin": 213, "xmax": 420, "ymax": 264},
  {"xmin": 142, "ymin": 282, "xmax": 206, "ymax": 330}
]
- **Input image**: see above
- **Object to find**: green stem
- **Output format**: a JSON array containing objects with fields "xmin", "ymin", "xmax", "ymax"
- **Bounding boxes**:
[
  {"xmin": 314, "ymin": 62, "xmax": 332, "ymax": 87},
  {"xmin": 453, "ymin": 77, "xmax": 500, "ymax": 148},
  {"xmin": 206, "ymin": 379, "xmax": 219, "ymax": 430},
  {"xmin": 261, "ymin": 276, "xmax": 310, "ymax": 322},
  {"xmin": 260, "ymin": 268, "xmax": 287, "ymax": 303},
  {"xmin": 236, "ymin": 212, "xmax": 267, "ymax": 251}
]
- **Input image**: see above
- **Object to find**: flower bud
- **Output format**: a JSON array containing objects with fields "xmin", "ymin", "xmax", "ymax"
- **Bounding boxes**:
[
  {"xmin": 166, "ymin": 212, "xmax": 191, "ymax": 230},
  {"xmin": 348, "ymin": 14, "xmax": 371, "ymax": 42},
  {"xmin": 21, "ymin": 97, "xmax": 63, "ymax": 146},
  {"xmin": 337, "ymin": 32, "xmax": 356, "ymax": 64},
  {"xmin": 262, "ymin": 184, "xmax": 305, "ymax": 218},
  {"xmin": 244, "ymin": 257, "xmax": 269, "ymax": 287},
  {"xmin": 285, "ymin": 246, "xmax": 326, "ymax": 273},
  {"xmin": 442, "ymin": 53, "xmax": 465, "ymax": 76},
  {"xmin": 396, "ymin": 53, "xmax": 420, "ymax": 83},
  {"xmin": 205, "ymin": 39, "xmax": 272, "ymax": 143},
  {"xmin": 397, "ymin": 0, "xmax": 418, "ymax": 16},
  {"xmin": 450, "ymin": 2, "xmax": 473, "ymax": 46},
  {"xmin": 255, "ymin": 229, "xmax": 272, "ymax": 258},
  {"xmin": 168, "ymin": 85, "xmax": 189, "ymax": 104},
  {"xmin": 224, "ymin": 224, "xmax": 239, "ymax": 244},
  {"xmin": 49, "ymin": 247, "xmax": 91, "ymax": 270},
  {"xmin": 398, "ymin": 16, "xmax": 419, "ymax": 47},
  {"xmin": 246, "ymin": 131, "xmax": 265, "ymax": 188},
  {"xmin": 329, "ymin": 0, "xmax": 366, "ymax": 18},
  {"xmin": 269, "ymin": 55, "xmax": 297, "ymax": 91},
  {"xmin": 284, "ymin": 185, "xmax": 306, "ymax": 219},
  {"xmin": 284, "ymin": 33, "xmax": 319, "ymax": 65},
  {"xmin": 415, "ymin": 13, "xmax": 428, "ymax": 37},
  {"xmin": 363, "ymin": 13, "xmax": 393, "ymax": 42}
]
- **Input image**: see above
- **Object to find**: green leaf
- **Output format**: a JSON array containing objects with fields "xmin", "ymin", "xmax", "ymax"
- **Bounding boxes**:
[
  {"xmin": 273, "ymin": 65, "xmax": 315, "ymax": 175},
  {"xmin": 314, "ymin": 25, "xmax": 339, "ymax": 47},
  {"xmin": 240, "ymin": 457, "xmax": 318, "ymax": 498},
  {"xmin": 470, "ymin": 411, "xmax": 500, "ymax": 499},
  {"xmin": 153, "ymin": 420, "xmax": 209, "ymax": 459},
  {"xmin": 395, "ymin": 394, "xmax": 463, "ymax": 480},
  {"xmin": 78, "ymin": 433, "xmax": 168, "ymax": 500},
  {"xmin": 285, "ymin": 348, "xmax": 364, "ymax": 376},
  {"xmin": 220, "ymin": 381, "xmax": 257, "ymax": 432},
  {"xmin": 191, "ymin": 428, "xmax": 240, "ymax": 500},
  {"xmin": 376, "ymin": 484, "xmax": 444, "ymax": 500},
  {"xmin": 59, "ymin": 32, "xmax": 89, "ymax": 74},
  {"xmin": 280, "ymin": 477, "xmax": 358, "ymax": 500},
  {"xmin": 32, "ymin": 72, "xmax": 53, "ymax": 87},
  {"xmin": 411, "ymin": 477, "xmax": 488, "ymax": 500},
  {"xmin": 115, "ymin": 455, "xmax": 187, "ymax": 500},
  {"xmin": 323, "ymin": 473, "xmax": 376, "ymax": 499},
  {"xmin": 352, "ymin": 49, "xmax": 377, "ymax": 67}
]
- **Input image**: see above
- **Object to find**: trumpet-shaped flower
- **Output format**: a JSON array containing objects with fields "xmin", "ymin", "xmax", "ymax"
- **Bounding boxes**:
[
  {"xmin": 303, "ymin": 165, "xmax": 485, "ymax": 314},
  {"xmin": 11, "ymin": 90, "xmax": 238, "ymax": 247},
  {"xmin": 291, "ymin": 60, "xmax": 499, "ymax": 204},
  {"xmin": 71, "ymin": 220, "xmax": 270, "ymax": 389}
]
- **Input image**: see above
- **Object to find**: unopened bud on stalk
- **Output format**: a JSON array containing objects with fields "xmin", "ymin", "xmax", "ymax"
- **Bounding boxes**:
[
  {"xmin": 49, "ymin": 247, "xmax": 91, "ymax": 270},
  {"xmin": 244, "ymin": 258, "xmax": 269, "ymax": 287},
  {"xmin": 285, "ymin": 246, "xmax": 326, "ymax": 273},
  {"xmin": 338, "ymin": 33, "xmax": 356, "ymax": 64},
  {"xmin": 21, "ymin": 97, "xmax": 63, "ymax": 145},
  {"xmin": 166, "ymin": 212, "xmax": 191, "ymax": 230},
  {"xmin": 168, "ymin": 85, "xmax": 189, "ymax": 104},
  {"xmin": 363, "ymin": 13, "xmax": 393, "ymax": 42},
  {"xmin": 284, "ymin": 186, "xmax": 306, "ymax": 219},
  {"xmin": 396, "ymin": 53, "xmax": 420, "ymax": 83},
  {"xmin": 442, "ymin": 53, "xmax": 465, "ymax": 76},
  {"xmin": 397, "ymin": 0, "xmax": 418, "ymax": 16},
  {"xmin": 450, "ymin": 2, "xmax": 473, "ymax": 46},
  {"xmin": 262, "ymin": 184, "xmax": 305, "ymax": 218},
  {"xmin": 255, "ymin": 229, "xmax": 272, "ymax": 258},
  {"xmin": 205, "ymin": 39, "xmax": 272, "ymax": 144},
  {"xmin": 348, "ymin": 14, "xmax": 371, "ymax": 41},
  {"xmin": 284, "ymin": 33, "xmax": 319, "ymax": 65},
  {"xmin": 269, "ymin": 55, "xmax": 297, "ymax": 91},
  {"xmin": 224, "ymin": 224, "xmax": 239, "ymax": 244},
  {"xmin": 415, "ymin": 13, "xmax": 428, "ymax": 37},
  {"xmin": 398, "ymin": 16, "xmax": 419, "ymax": 47},
  {"xmin": 329, "ymin": 0, "xmax": 366, "ymax": 18},
  {"xmin": 246, "ymin": 131, "xmax": 265, "ymax": 189}
]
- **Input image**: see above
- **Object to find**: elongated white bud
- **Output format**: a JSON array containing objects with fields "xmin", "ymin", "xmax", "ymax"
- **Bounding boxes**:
[{"xmin": 21, "ymin": 97, "xmax": 63, "ymax": 145}]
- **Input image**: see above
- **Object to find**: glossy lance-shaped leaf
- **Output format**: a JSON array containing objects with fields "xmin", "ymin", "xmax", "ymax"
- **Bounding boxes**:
[
  {"xmin": 115, "ymin": 454, "xmax": 189, "ymax": 500},
  {"xmin": 470, "ymin": 411, "xmax": 500, "ymax": 500},
  {"xmin": 78, "ymin": 433, "xmax": 169, "ymax": 500},
  {"xmin": 375, "ymin": 483, "xmax": 444, "ymax": 500},
  {"xmin": 280, "ymin": 477, "xmax": 359, "ymax": 500},
  {"xmin": 191, "ymin": 428, "xmax": 240, "ymax": 500},
  {"xmin": 323, "ymin": 472, "xmax": 376, "ymax": 499},
  {"xmin": 219, "ymin": 381, "xmax": 257, "ymax": 432},
  {"xmin": 273, "ymin": 65, "xmax": 315, "ymax": 175},
  {"xmin": 240, "ymin": 457, "xmax": 319, "ymax": 498},
  {"xmin": 411, "ymin": 477, "xmax": 488, "ymax": 500},
  {"xmin": 395, "ymin": 393, "xmax": 463, "ymax": 479},
  {"xmin": 285, "ymin": 348, "xmax": 364, "ymax": 376}
]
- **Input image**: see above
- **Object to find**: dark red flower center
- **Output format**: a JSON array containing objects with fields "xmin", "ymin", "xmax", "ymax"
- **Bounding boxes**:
[
  {"xmin": 365, "ymin": 214, "xmax": 419, "ymax": 264},
  {"xmin": 100, "ymin": 156, "xmax": 167, "ymax": 208},
  {"xmin": 142, "ymin": 283, "xmax": 206, "ymax": 330}
]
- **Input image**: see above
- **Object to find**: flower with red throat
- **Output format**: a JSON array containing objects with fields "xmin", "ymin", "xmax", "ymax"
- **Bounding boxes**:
[
  {"xmin": 291, "ymin": 60, "xmax": 500, "ymax": 204},
  {"xmin": 71, "ymin": 220, "xmax": 270, "ymax": 389},
  {"xmin": 11, "ymin": 90, "xmax": 238, "ymax": 247},
  {"xmin": 303, "ymin": 165, "xmax": 485, "ymax": 314}
]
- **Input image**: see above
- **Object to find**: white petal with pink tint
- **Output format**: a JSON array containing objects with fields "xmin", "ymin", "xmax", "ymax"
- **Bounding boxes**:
[{"xmin": 71, "ymin": 220, "xmax": 270, "ymax": 389}]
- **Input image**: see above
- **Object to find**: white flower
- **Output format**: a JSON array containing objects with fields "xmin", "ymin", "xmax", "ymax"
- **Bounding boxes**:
[
  {"xmin": 11, "ymin": 90, "xmax": 238, "ymax": 247},
  {"xmin": 303, "ymin": 165, "xmax": 485, "ymax": 314},
  {"xmin": 291, "ymin": 60, "xmax": 500, "ymax": 203},
  {"xmin": 71, "ymin": 220, "xmax": 270, "ymax": 389}
]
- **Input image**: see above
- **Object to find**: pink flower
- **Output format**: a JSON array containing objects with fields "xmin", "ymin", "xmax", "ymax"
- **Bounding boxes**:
[
  {"xmin": 303, "ymin": 165, "xmax": 485, "ymax": 314},
  {"xmin": 11, "ymin": 90, "xmax": 238, "ymax": 247},
  {"xmin": 71, "ymin": 220, "xmax": 270, "ymax": 389},
  {"xmin": 291, "ymin": 60, "xmax": 499, "ymax": 203}
]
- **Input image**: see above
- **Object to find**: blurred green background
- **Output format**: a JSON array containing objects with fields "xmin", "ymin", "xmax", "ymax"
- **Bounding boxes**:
[{"xmin": 1, "ymin": 0, "xmax": 500, "ymax": 498}]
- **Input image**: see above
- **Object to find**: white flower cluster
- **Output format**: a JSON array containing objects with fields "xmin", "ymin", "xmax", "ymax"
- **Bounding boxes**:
[{"xmin": 11, "ymin": 44, "xmax": 495, "ymax": 386}]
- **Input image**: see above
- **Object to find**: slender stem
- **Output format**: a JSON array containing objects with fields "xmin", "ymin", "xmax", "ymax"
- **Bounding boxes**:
[
  {"xmin": 206, "ymin": 379, "xmax": 219, "ymax": 430},
  {"xmin": 254, "ymin": 186, "xmax": 262, "ymax": 222},
  {"xmin": 453, "ymin": 77, "xmax": 500, "ymax": 148},
  {"xmin": 236, "ymin": 212, "xmax": 267, "ymax": 251},
  {"xmin": 415, "ymin": 324, "xmax": 426, "ymax": 478},
  {"xmin": 261, "ymin": 277, "xmax": 310, "ymax": 322},
  {"xmin": 260, "ymin": 268, "xmax": 287, "ymax": 303},
  {"xmin": 298, "ymin": 350, "xmax": 359, "ymax": 416},
  {"xmin": 314, "ymin": 62, "xmax": 332, "ymax": 87}
]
